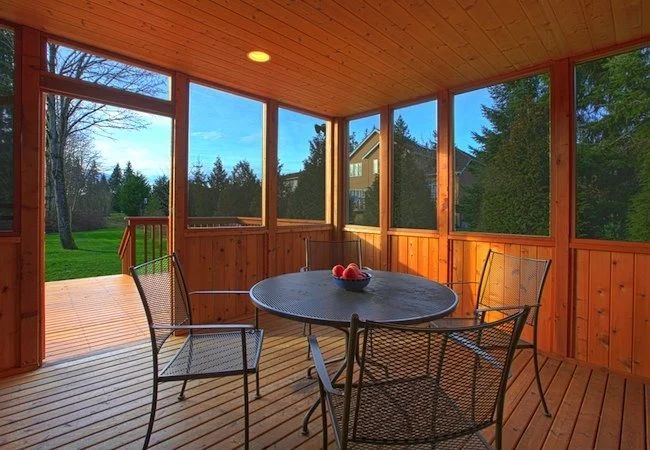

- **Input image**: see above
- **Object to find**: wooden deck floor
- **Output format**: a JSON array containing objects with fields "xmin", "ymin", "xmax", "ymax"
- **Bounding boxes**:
[
  {"xmin": 45, "ymin": 275, "xmax": 149, "ymax": 362},
  {"xmin": 3, "ymin": 309, "xmax": 649, "ymax": 449}
]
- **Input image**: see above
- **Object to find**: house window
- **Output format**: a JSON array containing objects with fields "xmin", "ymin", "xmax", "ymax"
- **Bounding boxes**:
[
  {"xmin": 0, "ymin": 27, "xmax": 15, "ymax": 231},
  {"xmin": 349, "ymin": 162, "xmax": 362, "ymax": 177},
  {"xmin": 347, "ymin": 114, "xmax": 380, "ymax": 226},
  {"xmin": 187, "ymin": 82, "xmax": 263, "ymax": 228},
  {"xmin": 373, "ymin": 159, "xmax": 379, "ymax": 175},
  {"xmin": 575, "ymin": 46, "xmax": 650, "ymax": 242},
  {"xmin": 392, "ymin": 100, "xmax": 437, "ymax": 229},
  {"xmin": 277, "ymin": 108, "xmax": 327, "ymax": 222},
  {"xmin": 452, "ymin": 73, "xmax": 550, "ymax": 235}
]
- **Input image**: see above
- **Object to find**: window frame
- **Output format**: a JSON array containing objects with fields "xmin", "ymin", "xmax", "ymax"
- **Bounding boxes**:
[
  {"xmin": 389, "ymin": 97, "xmax": 439, "ymax": 232},
  {"xmin": 186, "ymin": 79, "xmax": 267, "ymax": 230},
  {"xmin": 276, "ymin": 105, "xmax": 329, "ymax": 225},
  {"xmin": 448, "ymin": 69, "xmax": 554, "ymax": 242},
  {"xmin": 345, "ymin": 111, "xmax": 382, "ymax": 228}
]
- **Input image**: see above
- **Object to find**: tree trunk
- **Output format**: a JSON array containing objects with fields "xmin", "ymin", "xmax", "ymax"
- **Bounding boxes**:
[{"xmin": 47, "ymin": 96, "xmax": 77, "ymax": 250}]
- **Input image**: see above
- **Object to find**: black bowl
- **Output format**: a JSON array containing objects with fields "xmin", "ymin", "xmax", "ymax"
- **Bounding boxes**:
[{"xmin": 332, "ymin": 272, "xmax": 372, "ymax": 291}]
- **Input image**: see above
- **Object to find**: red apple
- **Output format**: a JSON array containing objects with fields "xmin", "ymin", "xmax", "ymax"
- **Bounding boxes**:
[
  {"xmin": 355, "ymin": 270, "xmax": 367, "ymax": 280},
  {"xmin": 341, "ymin": 267, "xmax": 358, "ymax": 280},
  {"xmin": 332, "ymin": 264, "xmax": 345, "ymax": 278},
  {"xmin": 347, "ymin": 263, "xmax": 360, "ymax": 270}
]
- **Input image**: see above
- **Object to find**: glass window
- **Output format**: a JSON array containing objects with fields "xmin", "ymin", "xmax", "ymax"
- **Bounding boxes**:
[
  {"xmin": 392, "ymin": 100, "xmax": 437, "ymax": 229},
  {"xmin": 46, "ymin": 41, "xmax": 170, "ymax": 100},
  {"xmin": 453, "ymin": 74, "xmax": 550, "ymax": 235},
  {"xmin": 347, "ymin": 114, "xmax": 380, "ymax": 226},
  {"xmin": 0, "ymin": 27, "xmax": 15, "ymax": 231},
  {"xmin": 188, "ymin": 83, "xmax": 263, "ymax": 228},
  {"xmin": 277, "ymin": 108, "xmax": 327, "ymax": 223},
  {"xmin": 575, "ymin": 47, "xmax": 650, "ymax": 242}
]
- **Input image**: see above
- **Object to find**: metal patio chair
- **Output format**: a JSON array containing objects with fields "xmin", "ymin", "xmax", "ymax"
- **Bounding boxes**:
[
  {"xmin": 131, "ymin": 254, "xmax": 264, "ymax": 449},
  {"xmin": 300, "ymin": 238, "xmax": 369, "ymax": 359},
  {"xmin": 433, "ymin": 250, "xmax": 552, "ymax": 416},
  {"xmin": 310, "ymin": 308, "xmax": 530, "ymax": 449}
]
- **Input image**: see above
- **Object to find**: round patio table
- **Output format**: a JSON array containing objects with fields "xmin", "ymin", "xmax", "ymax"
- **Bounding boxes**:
[
  {"xmin": 249, "ymin": 269, "xmax": 458, "ymax": 435},
  {"xmin": 249, "ymin": 269, "xmax": 458, "ymax": 327}
]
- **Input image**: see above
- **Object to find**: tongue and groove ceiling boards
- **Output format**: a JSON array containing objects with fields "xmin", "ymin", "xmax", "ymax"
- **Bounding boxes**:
[{"xmin": 1, "ymin": 0, "xmax": 648, "ymax": 116}]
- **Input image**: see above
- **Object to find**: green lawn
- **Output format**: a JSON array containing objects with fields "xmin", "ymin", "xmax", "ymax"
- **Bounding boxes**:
[
  {"xmin": 45, "ymin": 222, "xmax": 166, "ymax": 281},
  {"xmin": 45, "ymin": 228, "xmax": 125, "ymax": 281}
]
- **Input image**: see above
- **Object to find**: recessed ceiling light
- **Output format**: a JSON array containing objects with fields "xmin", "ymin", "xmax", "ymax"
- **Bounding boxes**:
[{"xmin": 247, "ymin": 51, "xmax": 270, "ymax": 63}]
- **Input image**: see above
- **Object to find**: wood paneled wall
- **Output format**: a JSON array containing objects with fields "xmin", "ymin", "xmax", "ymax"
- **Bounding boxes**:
[
  {"xmin": 343, "ymin": 229, "xmax": 382, "ymax": 270},
  {"xmin": 0, "ymin": 241, "xmax": 20, "ymax": 371},
  {"xmin": 177, "ymin": 226, "xmax": 333, "ymax": 324},
  {"xmin": 574, "ymin": 248, "xmax": 650, "ymax": 379}
]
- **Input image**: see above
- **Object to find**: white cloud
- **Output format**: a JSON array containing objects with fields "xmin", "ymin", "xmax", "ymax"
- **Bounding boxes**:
[
  {"xmin": 94, "ymin": 137, "xmax": 171, "ymax": 181},
  {"xmin": 191, "ymin": 130, "xmax": 224, "ymax": 141}
]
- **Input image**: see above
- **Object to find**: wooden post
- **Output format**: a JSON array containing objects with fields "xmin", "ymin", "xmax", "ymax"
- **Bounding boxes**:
[
  {"xmin": 170, "ymin": 72, "xmax": 188, "ymax": 260},
  {"xmin": 264, "ymin": 101, "xmax": 278, "ymax": 276},
  {"xmin": 379, "ymin": 106, "xmax": 390, "ymax": 271},
  {"xmin": 20, "ymin": 26, "xmax": 44, "ymax": 367},
  {"xmin": 550, "ymin": 59, "xmax": 573, "ymax": 357},
  {"xmin": 436, "ymin": 90, "xmax": 451, "ymax": 283},
  {"xmin": 330, "ymin": 118, "xmax": 346, "ymax": 241}
]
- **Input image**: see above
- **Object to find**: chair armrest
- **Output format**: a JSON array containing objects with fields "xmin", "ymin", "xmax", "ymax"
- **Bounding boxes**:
[
  {"xmin": 189, "ymin": 290, "xmax": 250, "ymax": 296},
  {"xmin": 476, "ymin": 305, "xmax": 537, "ymax": 314},
  {"xmin": 152, "ymin": 324, "xmax": 254, "ymax": 331},
  {"xmin": 299, "ymin": 266, "xmax": 308, "ymax": 272},
  {"xmin": 444, "ymin": 281, "xmax": 478, "ymax": 286},
  {"xmin": 362, "ymin": 266, "xmax": 372, "ymax": 271},
  {"xmin": 308, "ymin": 336, "xmax": 340, "ymax": 395}
]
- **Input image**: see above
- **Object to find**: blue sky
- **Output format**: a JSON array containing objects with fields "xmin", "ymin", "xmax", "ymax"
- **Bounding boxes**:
[{"xmin": 93, "ymin": 85, "xmax": 493, "ymax": 181}]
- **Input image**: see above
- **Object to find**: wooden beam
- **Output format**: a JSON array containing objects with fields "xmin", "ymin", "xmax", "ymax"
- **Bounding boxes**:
[
  {"xmin": 436, "ymin": 90, "xmax": 451, "ymax": 283},
  {"xmin": 551, "ymin": 59, "xmax": 573, "ymax": 357},
  {"xmin": 171, "ymin": 72, "xmax": 188, "ymax": 258},
  {"xmin": 264, "ymin": 100, "xmax": 278, "ymax": 276},
  {"xmin": 331, "ymin": 118, "xmax": 346, "ymax": 241},
  {"xmin": 40, "ymin": 72, "xmax": 173, "ymax": 117},
  {"xmin": 378, "ymin": 106, "xmax": 390, "ymax": 271},
  {"xmin": 20, "ymin": 26, "xmax": 44, "ymax": 367}
]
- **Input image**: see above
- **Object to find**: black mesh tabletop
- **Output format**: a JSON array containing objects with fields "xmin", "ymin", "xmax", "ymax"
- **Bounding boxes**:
[{"xmin": 249, "ymin": 270, "xmax": 458, "ymax": 327}]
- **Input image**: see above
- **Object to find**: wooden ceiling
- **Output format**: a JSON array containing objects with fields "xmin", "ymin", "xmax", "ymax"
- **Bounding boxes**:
[{"xmin": 1, "ymin": 0, "xmax": 648, "ymax": 117}]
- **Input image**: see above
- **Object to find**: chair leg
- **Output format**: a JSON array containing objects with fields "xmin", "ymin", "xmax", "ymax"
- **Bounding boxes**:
[
  {"xmin": 319, "ymin": 381, "xmax": 328, "ymax": 449},
  {"xmin": 243, "ymin": 371, "xmax": 250, "ymax": 450},
  {"xmin": 306, "ymin": 323, "xmax": 312, "ymax": 360},
  {"xmin": 494, "ymin": 420, "xmax": 502, "ymax": 450},
  {"xmin": 533, "ymin": 344, "xmax": 551, "ymax": 417},
  {"xmin": 178, "ymin": 380, "xmax": 188, "ymax": 401},
  {"xmin": 143, "ymin": 382, "xmax": 158, "ymax": 449},
  {"xmin": 255, "ymin": 368, "xmax": 261, "ymax": 399}
]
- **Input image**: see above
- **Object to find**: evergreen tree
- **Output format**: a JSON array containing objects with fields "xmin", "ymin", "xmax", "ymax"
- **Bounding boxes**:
[
  {"xmin": 392, "ymin": 116, "xmax": 436, "ymax": 229},
  {"xmin": 118, "ymin": 167, "xmax": 150, "ymax": 216},
  {"xmin": 285, "ymin": 123, "xmax": 327, "ymax": 220},
  {"xmin": 0, "ymin": 30, "xmax": 14, "ymax": 230},
  {"xmin": 108, "ymin": 163, "xmax": 123, "ymax": 212},
  {"xmin": 576, "ymin": 48, "xmax": 650, "ymax": 241},
  {"xmin": 360, "ymin": 175, "xmax": 380, "ymax": 226},
  {"xmin": 457, "ymin": 75, "xmax": 550, "ymax": 235},
  {"xmin": 208, "ymin": 156, "xmax": 229, "ymax": 215},
  {"xmin": 188, "ymin": 161, "xmax": 212, "ymax": 217},
  {"xmin": 221, "ymin": 161, "xmax": 261, "ymax": 217},
  {"xmin": 150, "ymin": 175, "xmax": 169, "ymax": 216}
]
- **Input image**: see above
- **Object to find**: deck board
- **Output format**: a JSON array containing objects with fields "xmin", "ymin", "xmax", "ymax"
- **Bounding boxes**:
[
  {"xmin": 1, "ymin": 276, "xmax": 643, "ymax": 449},
  {"xmin": 45, "ymin": 275, "xmax": 150, "ymax": 362}
]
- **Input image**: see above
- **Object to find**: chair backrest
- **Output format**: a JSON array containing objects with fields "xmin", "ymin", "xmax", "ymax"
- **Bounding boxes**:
[
  {"xmin": 477, "ymin": 250, "xmax": 551, "ymax": 325},
  {"xmin": 304, "ymin": 238, "xmax": 363, "ymax": 270},
  {"xmin": 338, "ymin": 308, "xmax": 529, "ymax": 447},
  {"xmin": 131, "ymin": 254, "xmax": 192, "ymax": 354}
]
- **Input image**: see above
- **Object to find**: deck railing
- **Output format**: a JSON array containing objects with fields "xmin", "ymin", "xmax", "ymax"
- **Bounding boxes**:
[
  {"xmin": 118, "ymin": 215, "xmax": 328, "ymax": 274},
  {"xmin": 118, "ymin": 216, "xmax": 169, "ymax": 274}
]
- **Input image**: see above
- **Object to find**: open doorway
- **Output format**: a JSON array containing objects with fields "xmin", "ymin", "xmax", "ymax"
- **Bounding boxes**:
[{"xmin": 43, "ymin": 43, "xmax": 172, "ymax": 363}]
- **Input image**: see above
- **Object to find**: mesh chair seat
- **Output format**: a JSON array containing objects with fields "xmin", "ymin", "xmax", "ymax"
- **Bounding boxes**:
[
  {"xmin": 160, "ymin": 330, "xmax": 263, "ymax": 381},
  {"xmin": 342, "ymin": 434, "xmax": 490, "ymax": 449},
  {"xmin": 330, "ymin": 377, "xmax": 492, "ymax": 448}
]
